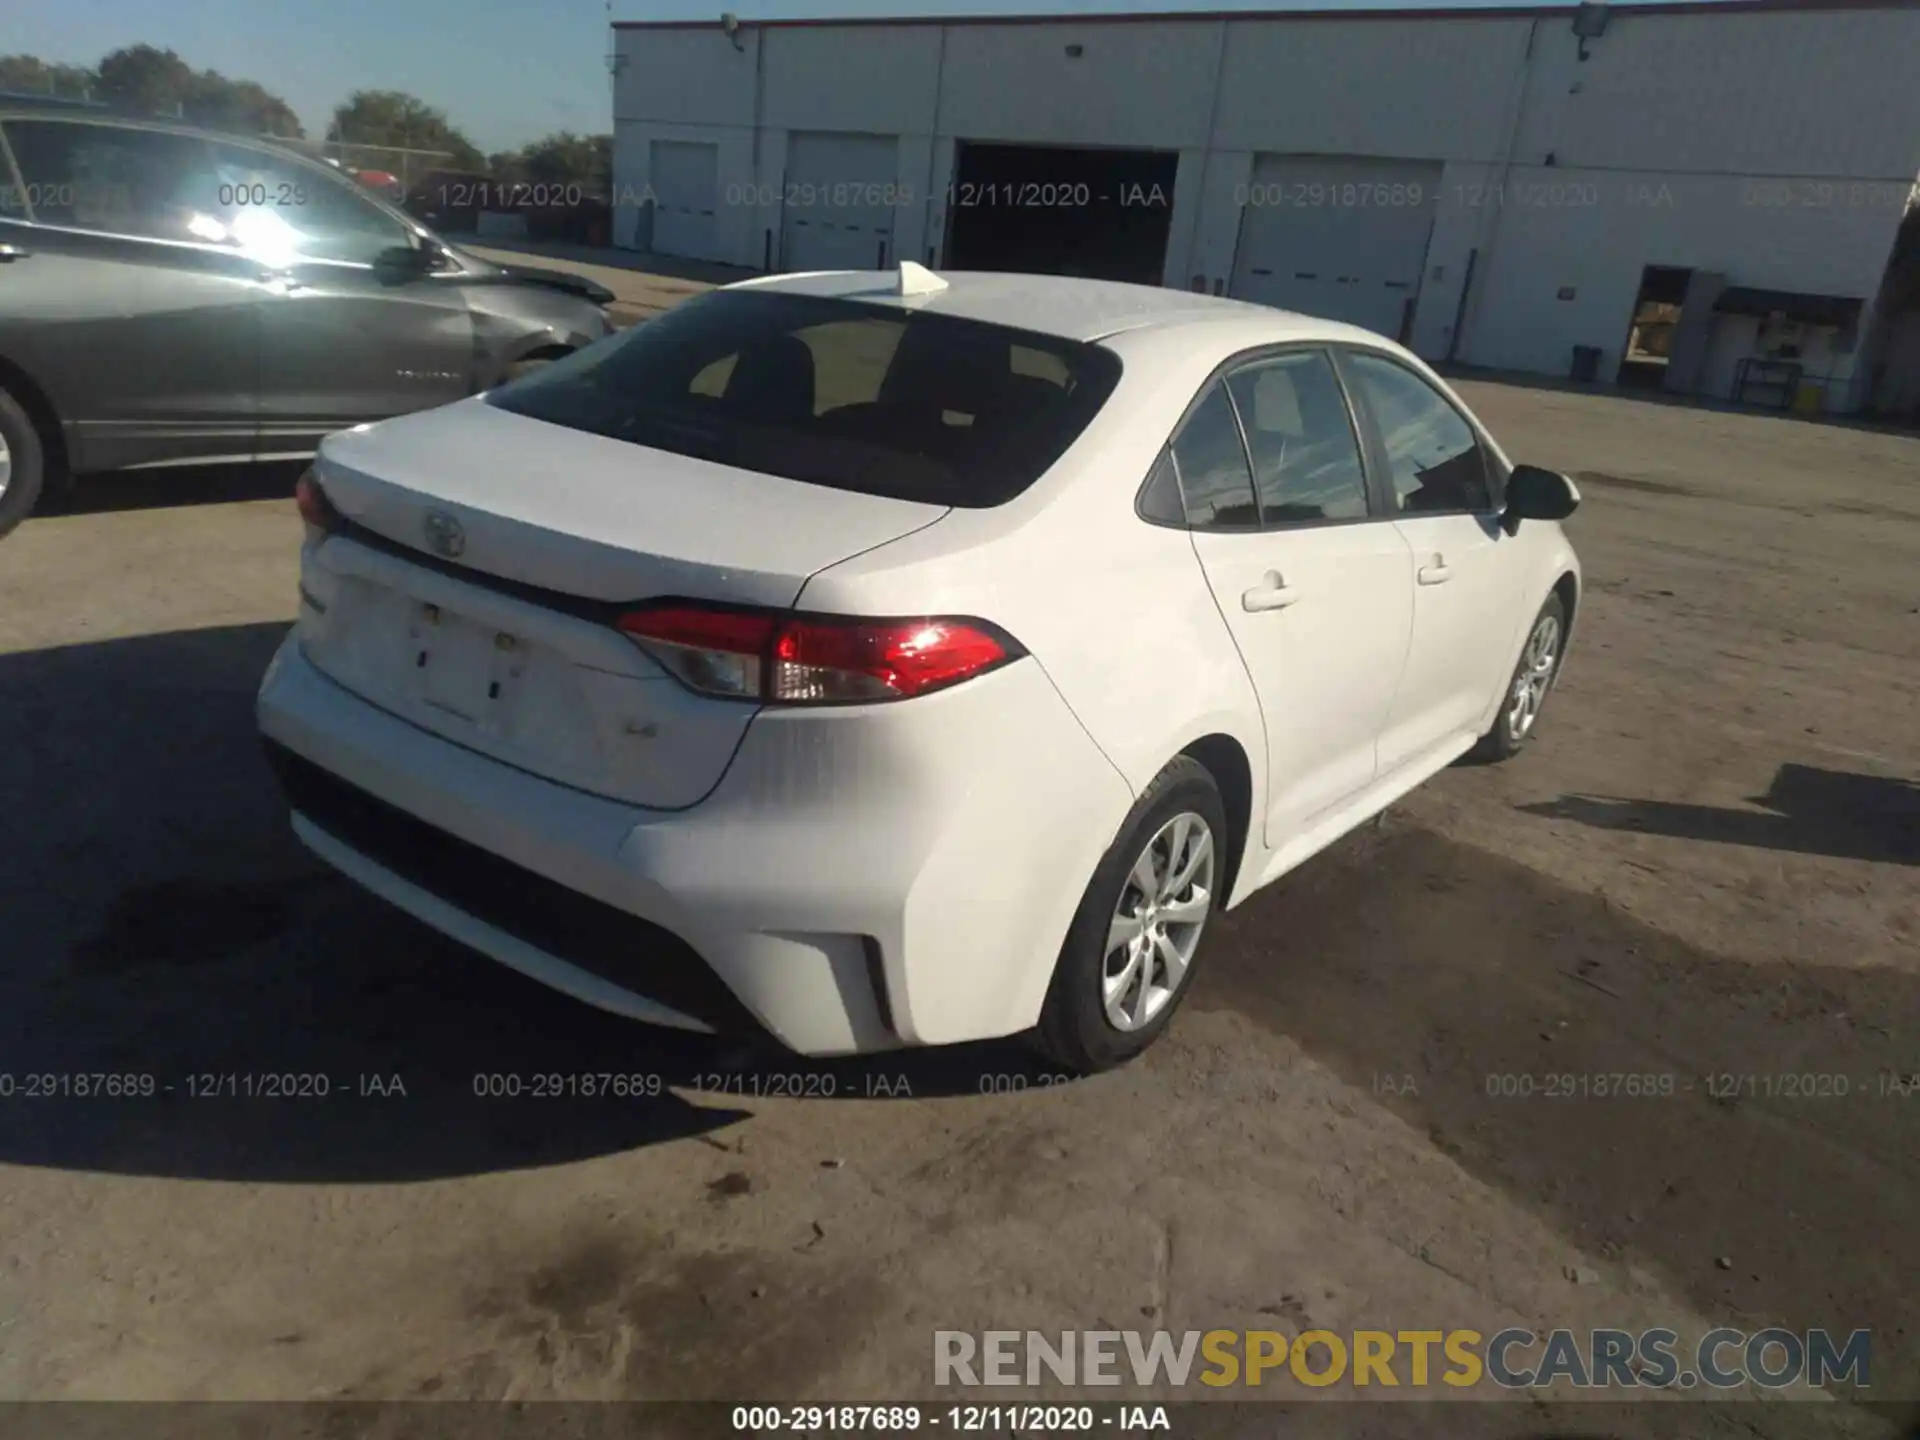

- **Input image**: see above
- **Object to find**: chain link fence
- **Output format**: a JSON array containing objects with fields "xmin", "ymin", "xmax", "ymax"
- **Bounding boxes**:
[{"xmin": 314, "ymin": 141, "xmax": 456, "ymax": 199}]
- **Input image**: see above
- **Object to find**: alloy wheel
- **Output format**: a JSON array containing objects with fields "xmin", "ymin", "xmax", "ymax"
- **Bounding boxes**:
[
  {"xmin": 1102, "ymin": 812, "xmax": 1214, "ymax": 1032},
  {"xmin": 1507, "ymin": 612, "xmax": 1561, "ymax": 739}
]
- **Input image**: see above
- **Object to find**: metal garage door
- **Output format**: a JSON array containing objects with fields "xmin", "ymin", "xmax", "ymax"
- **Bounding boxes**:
[
  {"xmin": 1229, "ymin": 156, "xmax": 1442, "ymax": 341},
  {"xmin": 781, "ymin": 133, "xmax": 897, "ymax": 272},
  {"xmin": 651, "ymin": 140, "xmax": 718, "ymax": 260}
]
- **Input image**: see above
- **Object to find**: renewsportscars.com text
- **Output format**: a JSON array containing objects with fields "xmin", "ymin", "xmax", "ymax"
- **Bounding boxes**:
[{"xmin": 934, "ymin": 1327, "xmax": 1870, "ymax": 1391}]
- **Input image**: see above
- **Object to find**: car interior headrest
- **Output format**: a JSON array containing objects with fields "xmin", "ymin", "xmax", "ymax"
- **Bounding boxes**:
[{"xmin": 725, "ymin": 334, "xmax": 817, "ymax": 425}]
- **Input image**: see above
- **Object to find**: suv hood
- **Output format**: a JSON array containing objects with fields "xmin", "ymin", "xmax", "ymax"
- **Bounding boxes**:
[
  {"xmin": 446, "ymin": 248, "xmax": 616, "ymax": 306},
  {"xmin": 490, "ymin": 262, "xmax": 616, "ymax": 307}
]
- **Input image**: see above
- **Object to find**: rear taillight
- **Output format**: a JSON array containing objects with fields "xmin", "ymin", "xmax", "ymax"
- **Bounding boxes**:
[
  {"xmin": 294, "ymin": 468, "xmax": 339, "ymax": 532},
  {"xmin": 616, "ymin": 604, "xmax": 1022, "ymax": 705}
]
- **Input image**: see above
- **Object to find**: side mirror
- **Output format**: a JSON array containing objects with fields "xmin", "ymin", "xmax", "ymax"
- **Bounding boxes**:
[
  {"xmin": 1501, "ymin": 464, "xmax": 1581, "ymax": 535},
  {"xmin": 372, "ymin": 244, "xmax": 434, "ymax": 284}
]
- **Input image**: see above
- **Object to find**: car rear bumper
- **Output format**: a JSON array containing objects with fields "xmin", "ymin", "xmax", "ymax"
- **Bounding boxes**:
[{"xmin": 257, "ymin": 636, "xmax": 1133, "ymax": 1056}]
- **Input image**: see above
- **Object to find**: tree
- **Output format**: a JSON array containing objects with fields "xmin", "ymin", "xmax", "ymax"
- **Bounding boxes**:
[
  {"xmin": 330, "ymin": 90, "xmax": 484, "ymax": 172},
  {"xmin": 93, "ymin": 44, "xmax": 196, "ymax": 116},
  {"xmin": 30, "ymin": 45, "xmax": 306, "ymax": 137},
  {"xmin": 518, "ymin": 132, "xmax": 613, "ymax": 192},
  {"xmin": 0, "ymin": 54, "xmax": 98, "ymax": 100},
  {"xmin": 189, "ymin": 76, "xmax": 303, "ymax": 137},
  {"xmin": 489, "ymin": 132, "xmax": 613, "ymax": 194}
]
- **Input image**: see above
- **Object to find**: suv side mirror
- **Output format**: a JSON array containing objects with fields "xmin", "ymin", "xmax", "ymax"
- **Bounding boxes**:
[
  {"xmin": 372, "ymin": 244, "xmax": 434, "ymax": 284},
  {"xmin": 1501, "ymin": 464, "xmax": 1581, "ymax": 534}
]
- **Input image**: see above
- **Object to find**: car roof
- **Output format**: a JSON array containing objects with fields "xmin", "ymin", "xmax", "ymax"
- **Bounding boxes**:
[
  {"xmin": 0, "ymin": 94, "xmax": 114, "ymax": 114},
  {"xmin": 724, "ymin": 268, "xmax": 1358, "ymax": 344},
  {"xmin": 0, "ymin": 99, "xmax": 312, "ymax": 153}
]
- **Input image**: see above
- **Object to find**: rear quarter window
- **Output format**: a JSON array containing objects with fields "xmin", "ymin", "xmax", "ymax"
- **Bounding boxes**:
[{"xmin": 487, "ymin": 290, "xmax": 1122, "ymax": 508}]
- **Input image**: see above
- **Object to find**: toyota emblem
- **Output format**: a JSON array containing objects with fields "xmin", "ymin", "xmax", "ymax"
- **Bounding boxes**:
[{"xmin": 423, "ymin": 509, "xmax": 466, "ymax": 559}]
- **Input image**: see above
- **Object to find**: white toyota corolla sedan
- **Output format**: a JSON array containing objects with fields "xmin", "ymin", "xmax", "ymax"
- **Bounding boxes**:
[{"xmin": 258, "ymin": 264, "xmax": 1580, "ymax": 1072}]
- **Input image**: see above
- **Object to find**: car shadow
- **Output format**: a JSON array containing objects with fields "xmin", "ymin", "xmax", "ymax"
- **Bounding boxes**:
[
  {"xmin": 0, "ymin": 622, "xmax": 1055, "ymax": 1185},
  {"xmin": 37, "ymin": 460, "xmax": 309, "ymax": 518},
  {"xmin": 1519, "ymin": 762, "xmax": 1920, "ymax": 866},
  {"xmin": 1188, "ymin": 818, "xmax": 1920, "ymax": 1399}
]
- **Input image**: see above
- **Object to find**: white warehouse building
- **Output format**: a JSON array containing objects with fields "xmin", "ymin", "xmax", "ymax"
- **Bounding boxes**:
[{"xmin": 610, "ymin": 0, "xmax": 1920, "ymax": 416}]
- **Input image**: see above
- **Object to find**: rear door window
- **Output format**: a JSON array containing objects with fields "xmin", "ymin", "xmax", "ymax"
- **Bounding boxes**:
[
  {"xmin": 1224, "ymin": 351, "xmax": 1371, "ymax": 524},
  {"xmin": 1168, "ymin": 384, "xmax": 1259, "ymax": 529},
  {"xmin": 488, "ymin": 289, "xmax": 1122, "ymax": 508}
]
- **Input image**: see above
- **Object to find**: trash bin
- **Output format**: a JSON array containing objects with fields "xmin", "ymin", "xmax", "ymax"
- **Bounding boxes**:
[
  {"xmin": 1792, "ymin": 381, "xmax": 1827, "ymax": 415},
  {"xmin": 1570, "ymin": 344, "xmax": 1603, "ymax": 383}
]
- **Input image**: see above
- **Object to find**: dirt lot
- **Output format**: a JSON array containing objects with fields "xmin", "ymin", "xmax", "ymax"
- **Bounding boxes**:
[{"xmin": 0, "ymin": 360, "xmax": 1915, "ymax": 1435}]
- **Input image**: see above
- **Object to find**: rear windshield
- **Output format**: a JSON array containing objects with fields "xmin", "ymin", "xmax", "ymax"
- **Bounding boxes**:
[{"xmin": 486, "ymin": 289, "xmax": 1123, "ymax": 507}]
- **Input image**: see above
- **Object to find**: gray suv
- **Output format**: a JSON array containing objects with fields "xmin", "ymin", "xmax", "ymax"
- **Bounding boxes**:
[{"xmin": 0, "ymin": 101, "xmax": 618, "ymax": 536}]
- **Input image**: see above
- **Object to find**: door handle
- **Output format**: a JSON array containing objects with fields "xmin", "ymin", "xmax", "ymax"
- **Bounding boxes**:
[
  {"xmin": 1242, "ymin": 571, "xmax": 1301, "ymax": 612},
  {"xmin": 1417, "ymin": 555, "xmax": 1453, "ymax": 586},
  {"xmin": 0, "ymin": 244, "xmax": 31, "ymax": 262}
]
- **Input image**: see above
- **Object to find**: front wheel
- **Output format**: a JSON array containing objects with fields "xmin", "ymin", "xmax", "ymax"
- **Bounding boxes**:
[
  {"xmin": 0, "ymin": 384, "xmax": 47, "ymax": 541},
  {"xmin": 1035, "ymin": 756, "xmax": 1227, "ymax": 1073},
  {"xmin": 1471, "ymin": 592, "xmax": 1567, "ymax": 762}
]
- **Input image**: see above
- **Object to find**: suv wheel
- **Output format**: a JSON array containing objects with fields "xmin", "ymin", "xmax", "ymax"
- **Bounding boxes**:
[{"xmin": 0, "ymin": 384, "xmax": 46, "ymax": 541}]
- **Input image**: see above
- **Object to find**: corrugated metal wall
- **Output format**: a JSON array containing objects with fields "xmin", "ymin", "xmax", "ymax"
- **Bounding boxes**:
[{"xmin": 610, "ymin": 6, "xmax": 1920, "ymax": 401}]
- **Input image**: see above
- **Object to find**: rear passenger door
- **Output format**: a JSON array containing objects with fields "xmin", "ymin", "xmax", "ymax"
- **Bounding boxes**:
[
  {"xmin": 1339, "ymin": 349, "xmax": 1528, "ymax": 774},
  {"xmin": 1164, "ymin": 349, "xmax": 1415, "ymax": 850}
]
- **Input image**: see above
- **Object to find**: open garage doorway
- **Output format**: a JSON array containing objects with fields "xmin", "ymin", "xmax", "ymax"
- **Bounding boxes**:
[
  {"xmin": 1617, "ymin": 264, "xmax": 1693, "ymax": 391},
  {"xmin": 943, "ymin": 142, "xmax": 1178, "ymax": 287}
]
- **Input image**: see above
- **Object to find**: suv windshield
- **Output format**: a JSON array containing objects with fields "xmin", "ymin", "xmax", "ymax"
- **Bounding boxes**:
[{"xmin": 486, "ymin": 289, "xmax": 1123, "ymax": 507}]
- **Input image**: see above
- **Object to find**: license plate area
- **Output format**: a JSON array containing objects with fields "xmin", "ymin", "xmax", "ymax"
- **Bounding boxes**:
[
  {"xmin": 302, "ymin": 538, "xmax": 760, "ymax": 807},
  {"xmin": 411, "ymin": 601, "xmax": 520, "ymax": 725}
]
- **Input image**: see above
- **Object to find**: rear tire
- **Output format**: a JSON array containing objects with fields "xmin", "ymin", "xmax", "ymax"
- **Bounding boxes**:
[
  {"xmin": 0, "ymin": 384, "xmax": 46, "ymax": 541},
  {"xmin": 1035, "ymin": 756, "xmax": 1227, "ymax": 1074},
  {"xmin": 1470, "ymin": 592, "xmax": 1567, "ymax": 763}
]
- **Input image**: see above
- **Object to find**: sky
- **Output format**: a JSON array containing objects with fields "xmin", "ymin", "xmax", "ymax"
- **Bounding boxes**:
[{"xmin": 13, "ymin": 0, "xmax": 1673, "ymax": 154}]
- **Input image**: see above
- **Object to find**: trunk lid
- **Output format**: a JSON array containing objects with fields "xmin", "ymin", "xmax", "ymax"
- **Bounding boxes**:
[
  {"xmin": 299, "ymin": 399, "xmax": 948, "ymax": 808},
  {"xmin": 316, "ymin": 397, "xmax": 948, "ymax": 607}
]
